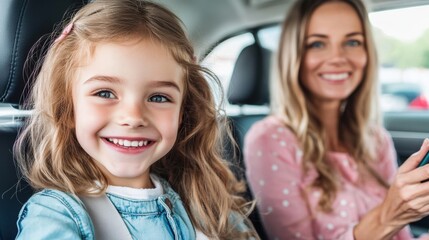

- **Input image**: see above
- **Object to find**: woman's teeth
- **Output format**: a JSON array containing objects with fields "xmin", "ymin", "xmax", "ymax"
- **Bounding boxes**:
[{"xmin": 321, "ymin": 73, "xmax": 349, "ymax": 81}]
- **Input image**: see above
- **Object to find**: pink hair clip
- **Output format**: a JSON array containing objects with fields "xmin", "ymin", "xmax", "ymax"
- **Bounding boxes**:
[{"xmin": 54, "ymin": 23, "xmax": 74, "ymax": 43}]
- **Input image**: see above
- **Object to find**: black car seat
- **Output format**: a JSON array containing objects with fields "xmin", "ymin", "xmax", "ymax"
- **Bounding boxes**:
[
  {"xmin": 227, "ymin": 42, "xmax": 271, "ymax": 239},
  {"xmin": 0, "ymin": 1, "xmax": 86, "ymax": 239}
]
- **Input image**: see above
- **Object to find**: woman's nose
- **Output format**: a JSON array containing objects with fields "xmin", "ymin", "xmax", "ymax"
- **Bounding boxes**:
[{"xmin": 327, "ymin": 45, "xmax": 347, "ymax": 64}]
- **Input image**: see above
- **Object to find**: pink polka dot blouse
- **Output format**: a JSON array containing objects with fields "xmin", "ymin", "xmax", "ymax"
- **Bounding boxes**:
[{"xmin": 244, "ymin": 116, "xmax": 416, "ymax": 240}]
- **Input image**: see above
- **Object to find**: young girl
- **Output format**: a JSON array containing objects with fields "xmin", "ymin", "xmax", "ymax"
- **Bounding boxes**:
[
  {"xmin": 244, "ymin": 0, "xmax": 429, "ymax": 239},
  {"xmin": 15, "ymin": 0, "xmax": 257, "ymax": 239}
]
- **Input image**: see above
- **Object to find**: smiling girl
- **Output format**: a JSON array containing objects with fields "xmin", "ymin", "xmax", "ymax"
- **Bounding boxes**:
[{"xmin": 15, "ymin": 0, "xmax": 257, "ymax": 239}]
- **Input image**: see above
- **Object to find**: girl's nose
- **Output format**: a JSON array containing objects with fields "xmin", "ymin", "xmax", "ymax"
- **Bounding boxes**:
[{"xmin": 118, "ymin": 102, "xmax": 148, "ymax": 128}]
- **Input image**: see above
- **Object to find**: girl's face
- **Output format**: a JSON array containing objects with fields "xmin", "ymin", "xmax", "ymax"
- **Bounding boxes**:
[
  {"xmin": 300, "ymin": 1, "xmax": 367, "ymax": 106},
  {"xmin": 73, "ymin": 38, "xmax": 184, "ymax": 188}
]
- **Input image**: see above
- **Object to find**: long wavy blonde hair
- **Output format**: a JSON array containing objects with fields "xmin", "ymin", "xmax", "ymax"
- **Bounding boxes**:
[
  {"xmin": 272, "ymin": 0, "xmax": 388, "ymax": 212},
  {"xmin": 15, "ymin": 0, "xmax": 257, "ymax": 238}
]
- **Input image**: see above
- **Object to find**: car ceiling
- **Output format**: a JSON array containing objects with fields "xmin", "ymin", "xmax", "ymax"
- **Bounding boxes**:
[
  {"xmin": 156, "ymin": 0, "xmax": 292, "ymax": 56},
  {"xmin": 155, "ymin": 0, "xmax": 429, "ymax": 57}
]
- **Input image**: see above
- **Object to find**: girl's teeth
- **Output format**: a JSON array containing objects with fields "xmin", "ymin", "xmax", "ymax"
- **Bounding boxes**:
[{"xmin": 107, "ymin": 138, "xmax": 148, "ymax": 147}]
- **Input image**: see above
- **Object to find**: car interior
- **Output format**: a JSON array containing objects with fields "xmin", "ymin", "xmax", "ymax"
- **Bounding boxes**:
[
  {"xmin": 2, "ymin": 0, "xmax": 429, "ymax": 239},
  {"xmin": 0, "ymin": 1, "xmax": 88, "ymax": 239}
]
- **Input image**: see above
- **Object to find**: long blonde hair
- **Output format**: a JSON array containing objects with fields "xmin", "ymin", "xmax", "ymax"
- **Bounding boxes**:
[
  {"xmin": 15, "ymin": 0, "xmax": 257, "ymax": 238},
  {"xmin": 272, "ymin": 0, "xmax": 387, "ymax": 212}
]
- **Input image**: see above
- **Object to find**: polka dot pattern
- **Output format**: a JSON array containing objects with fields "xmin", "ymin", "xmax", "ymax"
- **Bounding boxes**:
[
  {"xmin": 243, "ymin": 116, "xmax": 408, "ymax": 240},
  {"xmin": 271, "ymin": 164, "xmax": 278, "ymax": 171},
  {"xmin": 282, "ymin": 200, "xmax": 289, "ymax": 207}
]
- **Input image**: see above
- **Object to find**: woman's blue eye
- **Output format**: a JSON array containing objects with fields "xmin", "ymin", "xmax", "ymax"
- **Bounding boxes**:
[
  {"xmin": 307, "ymin": 41, "xmax": 325, "ymax": 49},
  {"xmin": 96, "ymin": 91, "xmax": 115, "ymax": 99},
  {"xmin": 345, "ymin": 39, "xmax": 362, "ymax": 47},
  {"xmin": 149, "ymin": 95, "xmax": 169, "ymax": 103}
]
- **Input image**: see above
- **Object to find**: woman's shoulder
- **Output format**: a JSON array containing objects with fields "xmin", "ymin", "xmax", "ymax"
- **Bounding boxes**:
[
  {"xmin": 370, "ymin": 124, "xmax": 390, "ymax": 136},
  {"xmin": 245, "ymin": 115, "xmax": 297, "ymax": 143},
  {"xmin": 370, "ymin": 124, "xmax": 393, "ymax": 147}
]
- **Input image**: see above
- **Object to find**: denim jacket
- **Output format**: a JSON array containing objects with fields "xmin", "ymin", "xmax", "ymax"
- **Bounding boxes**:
[{"xmin": 16, "ymin": 177, "xmax": 196, "ymax": 240}]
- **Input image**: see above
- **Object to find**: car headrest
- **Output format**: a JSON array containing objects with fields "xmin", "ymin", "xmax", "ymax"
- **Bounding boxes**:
[
  {"xmin": 227, "ymin": 43, "xmax": 271, "ymax": 106},
  {"xmin": 0, "ymin": 0, "xmax": 87, "ymax": 106}
]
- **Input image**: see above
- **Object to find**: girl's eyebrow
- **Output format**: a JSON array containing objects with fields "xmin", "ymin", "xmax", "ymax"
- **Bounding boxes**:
[
  {"xmin": 306, "ymin": 32, "xmax": 364, "ymax": 39},
  {"xmin": 83, "ymin": 75, "xmax": 181, "ymax": 92},
  {"xmin": 84, "ymin": 75, "xmax": 121, "ymax": 84},
  {"xmin": 147, "ymin": 81, "xmax": 181, "ymax": 93}
]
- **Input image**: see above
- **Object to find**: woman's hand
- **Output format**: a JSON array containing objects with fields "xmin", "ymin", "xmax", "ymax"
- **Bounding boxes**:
[
  {"xmin": 355, "ymin": 138, "xmax": 429, "ymax": 240},
  {"xmin": 380, "ymin": 138, "xmax": 429, "ymax": 227}
]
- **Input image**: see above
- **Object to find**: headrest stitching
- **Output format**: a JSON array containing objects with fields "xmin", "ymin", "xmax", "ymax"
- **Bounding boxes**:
[{"xmin": 0, "ymin": 0, "xmax": 29, "ymax": 102}]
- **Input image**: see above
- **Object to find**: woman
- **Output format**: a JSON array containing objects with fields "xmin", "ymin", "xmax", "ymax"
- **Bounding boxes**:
[{"xmin": 244, "ymin": 0, "xmax": 429, "ymax": 239}]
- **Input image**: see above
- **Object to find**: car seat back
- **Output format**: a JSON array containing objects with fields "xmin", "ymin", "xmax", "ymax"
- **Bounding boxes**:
[
  {"xmin": 0, "ymin": 1, "xmax": 86, "ymax": 239},
  {"xmin": 226, "ymin": 42, "xmax": 271, "ymax": 239}
]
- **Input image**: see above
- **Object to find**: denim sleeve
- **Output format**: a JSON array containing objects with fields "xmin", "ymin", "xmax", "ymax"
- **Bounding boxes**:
[{"xmin": 16, "ymin": 189, "xmax": 94, "ymax": 240}]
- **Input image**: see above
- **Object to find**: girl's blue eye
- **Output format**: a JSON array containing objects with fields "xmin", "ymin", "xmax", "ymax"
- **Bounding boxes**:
[
  {"xmin": 149, "ymin": 95, "xmax": 169, "ymax": 103},
  {"xmin": 345, "ymin": 39, "xmax": 362, "ymax": 47},
  {"xmin": 96, "ymin": 91, "xmax": 115, "ymax": 99},
  {"xmin": 307, "ymin": 41, "xmax": 325, "ymax": 49}
]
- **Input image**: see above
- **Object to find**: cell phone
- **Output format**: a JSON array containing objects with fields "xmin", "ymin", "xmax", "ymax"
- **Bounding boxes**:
[{"xmin": 418, "ymin": 151, "xmax": 429, "ymax": 167}]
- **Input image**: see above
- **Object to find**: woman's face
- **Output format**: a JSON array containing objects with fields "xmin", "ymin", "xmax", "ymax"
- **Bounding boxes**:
[{"xmin": 300, "ymin": 1, "xmax": 367, "ymax": 105}]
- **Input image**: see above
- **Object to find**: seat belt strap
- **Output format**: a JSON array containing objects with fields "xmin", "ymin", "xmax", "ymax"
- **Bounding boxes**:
[{"xmin": 79, "ymin": 195, "xmax": 133, "ymax": 240}]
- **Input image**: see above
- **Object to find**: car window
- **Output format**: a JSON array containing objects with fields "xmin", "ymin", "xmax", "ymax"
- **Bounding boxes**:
[
  {"xmin": 204, "ymin": 4, "xmax": 429, "ymax": 113},
  {"xmin": 258, "ymin": 25, "xmax": 281, "ymax": 51},
  {"xmin": 370, "ymin": 6, "xmax": 429, "ymax": 111},
  {"xmin": 202, "ymin": 33, "xmax": 254, "ymax": 93},
  {"xmin": 202, "ymin": 32, "xmax": 255, "ymax": 115}
]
